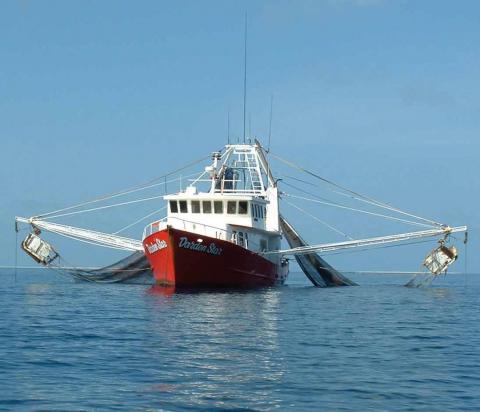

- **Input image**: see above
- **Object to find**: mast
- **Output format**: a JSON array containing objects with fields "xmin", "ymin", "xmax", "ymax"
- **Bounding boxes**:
[{"xmin": 242, "ymin": 12, "xmax": 247, "ymax": 143}]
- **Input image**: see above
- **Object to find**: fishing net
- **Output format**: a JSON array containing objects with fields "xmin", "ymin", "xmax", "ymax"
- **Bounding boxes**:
[
  {"xmin": 56, "ymin": 251, "xmax": 152, "ymax": 284},
  {"xmin": 280, "ymin": 216, "xmax": 356, "ymax": 287}
]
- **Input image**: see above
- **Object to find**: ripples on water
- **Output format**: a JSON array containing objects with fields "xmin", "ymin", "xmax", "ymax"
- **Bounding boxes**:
[{"xmin": 1, "ymin": 270, "xmax": 479, "ymax": 411}]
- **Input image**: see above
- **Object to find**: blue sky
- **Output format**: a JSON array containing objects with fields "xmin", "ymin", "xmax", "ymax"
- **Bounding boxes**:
[{"xmin": 1, "ymin": 0, "xmax": 478, "ymax": 273}]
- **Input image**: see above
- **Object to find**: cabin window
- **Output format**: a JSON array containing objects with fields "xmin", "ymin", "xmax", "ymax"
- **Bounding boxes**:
[
  {"xmin": 179, "ymin": 200, "xmax": 188, "ymax": 213},
  {"xmin": 169, "ymin": 200, "xmax": 178, "ymax": 213},
  {"xmin": 263, "ymin": 206, "xmax": 267, "ymax": 218},
  {"xmin": 260, "ymin": 239, "xmax": 268, "ymax": 252},
  {"xmin": 231, "ymin": 230, "xmax": 237, "ymax": 243},
  {"xmin": 191, "ymin": 200, "xmax": 200, "ymax": 214},
  {"xmin": 260, "ymin": 206, "xmax": 264, "ymax": 219},
  {"xmin": 238, "ymin": 201, "xmax": 248, "ymax": 215},
  {"xmin": 227, "ymin": 201, "xmax": 237, "ymax": 214},
  {"xmin": 238, "ymin": 232, "xmax": 245, "ymax": 247},
  {"xmin": 202, "ymin": 201, "xmax": 212, "ymax": 214},
  {"xmin": 214, "ymin": 201, "xmax": 223, "ymax": 214}
]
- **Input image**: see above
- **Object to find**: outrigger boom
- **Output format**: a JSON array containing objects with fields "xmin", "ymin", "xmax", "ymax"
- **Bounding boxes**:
[
  {"xmin": 15, "ymin": 217, "xmax": 143, "ymax": 252},
  {"xmin": 262, "ymin": 226, "xmax": 467, "ymax": 256},
  {"xmin": 16, "ymin": 216, "xmax": 466, "ymax": 259}
]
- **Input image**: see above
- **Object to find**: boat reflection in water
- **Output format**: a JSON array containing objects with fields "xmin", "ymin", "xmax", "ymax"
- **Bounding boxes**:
[{"xmin": 144, "ymin": 287, "xmax": 284, "ymax": 409}]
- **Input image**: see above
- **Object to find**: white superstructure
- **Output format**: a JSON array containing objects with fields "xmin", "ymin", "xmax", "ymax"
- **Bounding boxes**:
[{"xmin": 143, "ymin": 142, "xmax": 283, "ymax": 260}]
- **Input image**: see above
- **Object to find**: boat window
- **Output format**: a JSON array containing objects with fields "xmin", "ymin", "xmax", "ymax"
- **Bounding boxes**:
[
  {"xmin": 227, "ymin": 201, "xmax": 237, "ymax": 214},
  {"xmin": 260, "ymin": 239, "xmax": 267, "ymax": 252},
  {"xmin": 252, "ymin": 204, "xmax": 257, "ymax": 218},
  {"xmin": 179, "ymin": 200, "xmax": 188, "ymax": 213},
  {"xmin": 263, "ymin": 206, "xmax": 267, "ymax": 218},
  {"xmin": 238, "ymin": 201, "xmax": 248, "ymax": 215},
  {"xmin": 238, "ymin": 232, "xmax": 244, "ymax": 247},
  {"xmin": 231, "ymin": 230, "xmax": 237, "ymax": 243},
  {"xmin": 214, "ymin": 201, "xmax": 223, "ymax": 214},
  {"xmin": 169, "ymin": 200, "xmax": 178, "ymax": 213},
  {"xmin": 245, "ymin": 232, "xmax": 249, "ymax": 248},
  {"xmin": 260, "ymin": 206, "xmax": 264, "ymax": 219},
  {"xmin": 202, "ymin": 201, "xmax": 212, "ymax": 214},
  {"xmin": 191, "ymin": 200, "xmax": 200, "ymax": 214}
]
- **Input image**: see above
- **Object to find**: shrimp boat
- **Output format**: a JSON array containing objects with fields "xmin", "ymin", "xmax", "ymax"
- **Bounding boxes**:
[
  {"xmin": 142, "ymin": 143, "xmax": 289, "ymax": 288},
  {"xmin": 15, "ymin": 139, "xmax": 467, "ymax": 289}
]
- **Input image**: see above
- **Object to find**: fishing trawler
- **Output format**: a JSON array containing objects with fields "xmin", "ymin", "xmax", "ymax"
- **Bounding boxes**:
[
  {"xmin": 142, "ymin": 143, "xmax": 289, "ymax": 288},
  {"xmin": 15, "ymin": 139, "xmax": 467, "ymax": 289}
]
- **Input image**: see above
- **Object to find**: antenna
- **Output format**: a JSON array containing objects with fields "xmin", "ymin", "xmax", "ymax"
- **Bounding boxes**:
[
  {"xmin": 243, "ymin": 12, "xmax": 248, "ymax": 143},
  {"xmin": 268, "ymin": 94, "xmax": 274, "ymax": 152},
  {"xmin": 227, "ymin": 108, "xmax": 230, "ymax": 145},
  {"xmin": 249, "ymin": 112, "xmax": 252, "ymax": 140}
]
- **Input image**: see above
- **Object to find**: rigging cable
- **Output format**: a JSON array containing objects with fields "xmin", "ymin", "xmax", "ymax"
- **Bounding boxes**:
[
  {"xmin": 464, "ymin": 231, "xmax": 468, "ymax": 287},
  {"xmin": 44, "ymin": 194, "xmax": 167, "ymax": 220},
  {"xmin": 39, "ymin": 173, "xmax": 198, "ymax": 220},
  {"xmin": 14, "ymin": 221, "xmax": 18, "ymax": 284},
  {"xmin": 35, "ymin": 154, "xmax": 212, "ymax": 219},
  {"xmin": 270, "ymin": 152, "xmax": 444, "ymax": 227},
  {"xmin": 281, "ymin": 191, "xmax": 436, "ymax": 229},
  {"xmin": 281, "ymin": 198, "xmax": 353, "ymax": 240},
  {"xmin": 113, "ymin": 206, "xmax": 167, "ymax": 235}
]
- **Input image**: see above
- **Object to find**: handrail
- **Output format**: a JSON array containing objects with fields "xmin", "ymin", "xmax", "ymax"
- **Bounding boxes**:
[
  {"xmin": 144, "ymin": 216, "xmax": 267, "ymax": 251},
  {"xmin": 167, "ymin": 216, "xmax": 230, "ymax": 237}
]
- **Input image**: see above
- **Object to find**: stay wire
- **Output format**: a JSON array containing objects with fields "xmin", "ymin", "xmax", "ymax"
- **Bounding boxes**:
[
  {"xmin": 281, "ymin": 198, "xmax": 353, "ymax": 240},
  {"xmin": 281, "ymin": 185, "xmax": 435, "ymax": 229},
  {"xmin": 14, "ymin": 224, "xmax": 18, "ymax": 284},
  {"xmin": 270, "ymin": 152, "xmax": 444, "ymax": 227},
  {"xmin": 44, "ymin": 194, "xmax": 167, "ymax": 220},
  {"xmin": 35, "ymin": 154, "xmax": 212, "ymax": 219},
  {"xmin": 113, "ymin": 206, "xmax": 167, "ymax": 235},
  {"xmin": 464, "ymin": 232, "xmax": 468, "ymax": 287}
]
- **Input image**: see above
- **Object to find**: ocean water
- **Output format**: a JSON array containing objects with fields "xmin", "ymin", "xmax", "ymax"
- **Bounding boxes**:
[{"xmin": 1, "ymin": 270, "xmax": 479, "ymax": 411}]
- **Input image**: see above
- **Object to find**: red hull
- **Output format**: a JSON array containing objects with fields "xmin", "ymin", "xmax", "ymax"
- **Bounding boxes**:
[{"xmin": 143, "ymin": 227, "xmax": 288, "ymax": 288}]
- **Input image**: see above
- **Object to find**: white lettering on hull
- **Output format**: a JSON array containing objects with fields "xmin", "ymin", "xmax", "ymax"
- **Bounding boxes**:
[
  {"xmin": 146, "ymin": 239, "xmax": 168, "ymax": 254},
  {"xmin": 178, "ymin": 237, "xmax": 223, "ymax": 256}
]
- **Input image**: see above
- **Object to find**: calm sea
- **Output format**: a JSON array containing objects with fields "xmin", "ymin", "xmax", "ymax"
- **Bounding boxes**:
[{"xmin": 1, "ymin": 269, "xmax": 479, "ymax": 411}]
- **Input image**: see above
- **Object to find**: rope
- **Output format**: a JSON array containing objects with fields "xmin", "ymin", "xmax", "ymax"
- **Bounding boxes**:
[
  {"xmin": 270, "ymin": 152, "xmax": 444, "ymax": 227},
  {"xmin": 282, "ymin": 192, "xmax": 436, "ymax": 229},
  {"xmin": 14, "ymin": 225, "xmax": 18, "ymax": 284},
  {"xmin": 45, "ymin": 194, "xmax": 166, "ymax": 219},
  {"xmin": 282, "ymin": 180, "xmax": 340, "ymax": 205},
  {"xmin": 113, "ymin": 206, "xmax": 167, "ymax": 234},
  {"xmin": 464, "ymin": 231, "xmax": 468, "ymax": 287},
  {"xmin": 282, "ymin": 198, "xmax": 354, "ymax": 240},
  {"xmin": 281, "ymin": 181, "xmax": 435, "ymax": 228},
  {"xmin": 281, "ymin": 174, "xmax": 317, "ymax": 187},
  {"xmin": 35, "ymin": 155, "xmax": 211, "ymax": 219}
]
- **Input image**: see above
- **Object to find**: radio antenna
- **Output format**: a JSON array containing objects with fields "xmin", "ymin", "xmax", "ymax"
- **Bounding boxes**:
[
  {"xmin": 249, "ymin": 112, "xmax": 252, "ymax": 140},
  {"xmin": 227, "ymin": 108, "xmax": 230, "ymax": 144},
  {"xmin": 242, "ymin": 12, "xmax": 248, "ymax": 143},
  {"xmin": 268, "ymin": 94, "xmax": 274, "ymax": 152}
]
